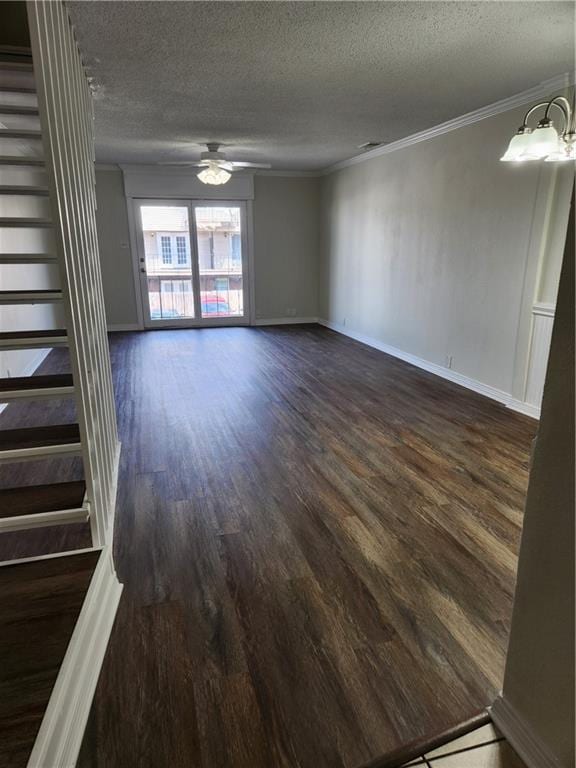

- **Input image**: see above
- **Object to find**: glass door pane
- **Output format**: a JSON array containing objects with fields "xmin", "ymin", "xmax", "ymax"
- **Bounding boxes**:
[
  {"xmin": 193, "ymin": 205, "xmax": 244, "ymax": 319},
  {"xmin": 139, "ymin": 204, "xmax": 195, "ymax": 322}
]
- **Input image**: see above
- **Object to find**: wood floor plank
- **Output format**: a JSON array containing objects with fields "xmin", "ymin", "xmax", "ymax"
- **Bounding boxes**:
[{"xmin": 0, "ymin": 325, "xmax": 537, "ymax": 767}]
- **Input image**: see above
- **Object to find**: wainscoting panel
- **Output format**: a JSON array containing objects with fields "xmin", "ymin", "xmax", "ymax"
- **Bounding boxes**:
[{"xmin": 525, "ymin": 304, "xmax": 555, "ymax": 408}]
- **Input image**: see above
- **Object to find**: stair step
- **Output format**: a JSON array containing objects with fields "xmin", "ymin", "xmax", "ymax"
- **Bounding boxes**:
[
  {"xmin": 0, "ymin": 85, "xmax": 36, "ymax": 94},
  {"xmin": 0, "ymin": 290, "xmax": 62, "ymax": 304},
  {"xmin": 0, "ymin": 156, "xmax": 44, "ymax": 165},
  {"xmin": 0, "ymin": 329, "xmax": 68, "ymax": 350},
  {"xmin": 0, "ymin": 423, "xmax": 82, "ymax": 463},
  {"xmin": 0, "ymin": 374, "xmax": 74, "ymax": 401},
  {"xmin": 0, "ymin": 481, "xmax": 88, "ymax": 531},
  {"xmin": 0, "ymin": 61, "xmax": 33, "ymax": 72},
  {"xmin": 0, "ymin": 104, "xmax": 38, "ymax": 115},
  {"xmin": 0, "ymin": 185, "xmax": 48, "ymax": 195},
  {"xmin": 0, "ymin": 128, "xmax": 42, "ymax": 139},
  {"xmin": 0, "ymin": 253, "xmax": 56, "ymax": 264},
  {"xmin": 0, "ymin": 217, "xmax": 53, "ymax": 227},
  {"xmin": 0, "ymin": 480, "xmax": 86, "ymax": 518}
]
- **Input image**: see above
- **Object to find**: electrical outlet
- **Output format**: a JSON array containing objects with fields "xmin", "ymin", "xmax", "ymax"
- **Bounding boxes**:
[
  {"xmin": 446, "ymin": 355, "xmax": 453, "ymax": 369},
  {"xmin": 342, "ymin": 318, "xmax": 347, "ymax": 327}
]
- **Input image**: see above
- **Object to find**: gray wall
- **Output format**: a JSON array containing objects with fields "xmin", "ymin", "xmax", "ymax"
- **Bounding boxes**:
[
  {"xmin": 319, "ymin": 103, "xmax": 571, "ymax": 398},
  {"xmin": 253, "ymin": 175, "xmax": 319, "ymax": 321},
  {"xmin": 95, "ymin": 170, "xmax": 321, "ymax": 326},
  {"xmin": 502, "ymin": 193, "xmax": 574, "ymax": 768},
  {"xmin": 94, "ymin": 169, "xmax": 139, "ymax": 328}
]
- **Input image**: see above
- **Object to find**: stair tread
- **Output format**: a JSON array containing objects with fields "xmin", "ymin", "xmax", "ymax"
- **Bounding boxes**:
[
  {"xmin": 0, "ymin": 288, "xmax": 62, "ymax": 304},
  {"xmin": 0, "ymin": 61, "xmax": 34, "ymax": 71},
  {"xmin": 0, "ymin": 289, "xmax": 61, "ymax": 297},
  {"xmin": 0, "ymin": 217, "xmax": 53, "ymax": 225},
  {"xmin": 0, "ymin": 128, "xmax": 41, "ymax": 137},
  {"xmin": 0, "ymin": 156, "xmax": 44, "ymax": 165},
  {"xmin": 0, "ymin": 329, "xmax": 66, "ymax": 341},
  {"xmin": 0, "ymin": 424, "xmax": 81, "ymax": 451},
  {"xmin": 0, "ymin": 480, "xmax": 86, "ymax": 518},
  {"xmin": 0, "ymin": 105, "xmax": 38, "ymax": 115},
  {"xmin": 0, "ymin": 374, "xmax": 73, "ymax": 393},
  {"xmin": 0, "ymin": 85, "xmax": 36, "ymax": 94},
  {"xmin": 0, "ymin": 185, "xmax": 49, "ymax": 195},
  {"xmin": 0, "ymin": 253, "xmax": 56, "ymax": 261}
]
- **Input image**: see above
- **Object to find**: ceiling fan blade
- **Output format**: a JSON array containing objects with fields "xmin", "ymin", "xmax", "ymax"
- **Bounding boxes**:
[
  {"xmin": 230, "ymin": 161, "xmax": 272, "ymax": 169},
  {"xmin": 157, "ymin": 161, "xmax": 203, "ymax": 167}
]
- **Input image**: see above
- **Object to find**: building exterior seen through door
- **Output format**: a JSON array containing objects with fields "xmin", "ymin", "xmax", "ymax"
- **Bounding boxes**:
[{"xmin": 136, "ymin": 200, "xmax": 249, "ymax": 327}]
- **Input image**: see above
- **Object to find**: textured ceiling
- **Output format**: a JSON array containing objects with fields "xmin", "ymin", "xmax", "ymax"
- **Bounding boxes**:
[{"xmin": 67, "ymin": 1, "xmax": 574, "ymax": 170}]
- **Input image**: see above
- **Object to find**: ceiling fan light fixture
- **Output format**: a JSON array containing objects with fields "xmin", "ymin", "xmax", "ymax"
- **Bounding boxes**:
[{"xmin": 197, "ymin": 162, "xmax": 232, "ymax": 185}]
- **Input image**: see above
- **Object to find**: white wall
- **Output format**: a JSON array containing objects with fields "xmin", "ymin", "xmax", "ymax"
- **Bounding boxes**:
[
  {"xmin": 94, "ymin": 170, "xmax": 321, "ymax": 327},
  {"xmin": 319, "ymin": 101, "xmax": 572, "ymax": 408}
]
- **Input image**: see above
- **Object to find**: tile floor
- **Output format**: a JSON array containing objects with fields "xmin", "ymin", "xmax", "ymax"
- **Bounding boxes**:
[{"xmin": 403, "ymin": 723, "xmax": 528, "ymax": 767}]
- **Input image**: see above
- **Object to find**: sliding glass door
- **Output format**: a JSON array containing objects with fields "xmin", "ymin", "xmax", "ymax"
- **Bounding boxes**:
[{"xmin": 135, "ymin": 200, "xmax": 249, "ymax": 328}]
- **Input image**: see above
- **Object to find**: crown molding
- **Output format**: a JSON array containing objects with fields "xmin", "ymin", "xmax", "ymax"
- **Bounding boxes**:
[
  {"xmin": 95, "ymin": 163, "xmax": 121, "ymax": 171},
  {"xmin": 253, "ymin": 169, "xmax": 322, "ymax": 178},
  {"xmin": 323, "ymin": 72, "xmax": 575, "ymax": 175}
]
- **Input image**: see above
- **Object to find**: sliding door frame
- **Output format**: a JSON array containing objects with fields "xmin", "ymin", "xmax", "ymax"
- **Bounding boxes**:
[{"xmin": 129, "ymin": 197, "xmax": 253, "ymax": 329}]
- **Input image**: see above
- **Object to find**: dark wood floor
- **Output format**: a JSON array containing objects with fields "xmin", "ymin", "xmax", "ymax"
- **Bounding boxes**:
[
  {"xmin": 0, "ymin": 550, "xmax": 100, "ymax": 768},
  {"xmin": 1, "ymin": 325, "xmax": 537, "ymax": 768}
]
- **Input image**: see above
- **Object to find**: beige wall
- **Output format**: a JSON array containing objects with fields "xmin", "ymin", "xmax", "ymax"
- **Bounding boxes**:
[
  {"xmin": 501, "ymin": 193, "xmax": 574, "ymax": 767},
  {"xmin": 319, "ymin": 103, "xmax": 572, "ymax": 399},
  {"xmin": 95, "ymin": 171, "xmax": 321, "ymax": 326},
  {"xmin": 253, "ymin": 175, "xmax": 320, "ymax": 320}
]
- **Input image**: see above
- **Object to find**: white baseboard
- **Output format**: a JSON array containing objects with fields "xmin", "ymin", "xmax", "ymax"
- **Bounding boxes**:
[
  {"xmin": 107, "ymin": 323, "xmax": 141, "ymax": 332},
  {"xmin": 27, "ymin": 546, "xmax": 123, "ymax": 768},
  {"xmin": 104, "ymin": 441, "xmax": 121, "ymax": 548},
  {"xmin": 319, "ymin": 319, "xmax": 540, "ymax": 419},
  {"xmin": 253, "ymin": 316, "xmax": 319, "ymax": 326},
  {"xmin": 0, "ymin": 348, "xmax": 51, "ymax": 417},
  {"xmin": 507, "ymin": 398, "xmax": 541, "ymax": 419},
  {"xmin": 490, "ymin": 695, "xmax": 564, "ymax": 768}
]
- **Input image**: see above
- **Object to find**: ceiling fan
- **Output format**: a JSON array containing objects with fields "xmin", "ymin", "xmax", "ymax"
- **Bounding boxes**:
[{"xmin": 160, "ymin": 143, "xmax": 271, "ymax": 185}]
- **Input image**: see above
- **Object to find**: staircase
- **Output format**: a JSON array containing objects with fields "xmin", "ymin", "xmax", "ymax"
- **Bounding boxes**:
[
  {"xmin": 0, "ymin": 50, "xmax": 88, "ymax": 543},
  {"xmin": 0, "ymin": 4, "xmax": 123, "ymax": 766}
]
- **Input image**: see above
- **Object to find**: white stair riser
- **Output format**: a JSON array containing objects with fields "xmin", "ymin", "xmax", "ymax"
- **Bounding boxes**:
[
  {"xmin": 0, "ymin": 113, "xmax": 41, "ymax": 131},
  {"xmin": 0, "ymin": 508, "xmax": 89, "ymax": 533},
  {"xmin": 0, "ymin": 337, "xmax": 68, "ymax": 351},
  {"xmin": 0, "ymin": 443, "xmax": 82, "ymax": 463},
  {"xmin": 0, "ymin": 166, "xmax": 47, "ymax": 186},
  {"xmin": 0, "ymin": 71, "xmax": 35, "ymax": 90},
  {"xmin": 0, "ymin": 194, "xmax": 51, "ymax": 218},
  {"xmin": 0, "ymin": 91, "xmax": 38, "ymax": 109},
  {"xmin": 0, "ymin": 225, "xmax": 55, "ymax": 252},
  {"xmin": 0, "ymin": 136, "xmax": 43, "ymax": 157}
]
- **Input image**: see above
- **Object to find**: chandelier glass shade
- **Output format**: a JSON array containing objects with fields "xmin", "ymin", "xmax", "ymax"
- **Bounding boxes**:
[
  {"xmin": 501, "ymin": 94, "xmax": 575, "ymax": 163},
  {"xmin": 197, "ymin": 162, "xmax": 232, "ymax": 185}
]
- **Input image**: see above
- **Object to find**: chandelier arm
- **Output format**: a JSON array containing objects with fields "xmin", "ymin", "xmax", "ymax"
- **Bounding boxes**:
[
  {"xmin": 522, "ymin": 100, "xmax": 569, "ymax": 133},
  {"xmin": 544, "ymin": 96, "xmax": 572, "ymax": 134}
]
